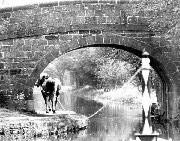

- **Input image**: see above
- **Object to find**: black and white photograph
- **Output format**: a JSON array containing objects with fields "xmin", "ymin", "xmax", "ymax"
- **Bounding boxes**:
[{"xmin": 0, "ymin": 0, "xmax": 179, "ymax": 140}]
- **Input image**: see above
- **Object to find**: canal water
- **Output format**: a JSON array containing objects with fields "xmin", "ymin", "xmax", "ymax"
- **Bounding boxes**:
[
  {"xmin": 59, "ymin": 89, "xmax": 176, "ymax": 141},
  {"xmin": 58, "ymin": 90, "xmax": 143, "ymax": 141}
]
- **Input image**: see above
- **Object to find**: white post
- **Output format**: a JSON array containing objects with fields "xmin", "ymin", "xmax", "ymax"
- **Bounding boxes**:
[{"xmin": 141, "ymin": 50, "xmax": 152, "ymax": 134}]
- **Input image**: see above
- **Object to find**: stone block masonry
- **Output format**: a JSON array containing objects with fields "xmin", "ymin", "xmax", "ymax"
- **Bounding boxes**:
[
  {"xmin": 0, "ymin": 0, "xmax": 179, "ymax": 118},
  {"xmin": 0, "ymin": 108, "xmax": 87, "ymax": 140}
]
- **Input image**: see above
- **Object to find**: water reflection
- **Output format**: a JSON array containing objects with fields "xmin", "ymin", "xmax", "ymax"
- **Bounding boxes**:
[
  {"xmin": 86, "ymin": 105, "xmax": 142, "ymax": 141},
  {"xmin": 60, "ymin": 91, "xmax": 143, "ymax": 141},
  {"xmin": 60, "ymin": 90, "xmax": 176, "ymax": 141}
]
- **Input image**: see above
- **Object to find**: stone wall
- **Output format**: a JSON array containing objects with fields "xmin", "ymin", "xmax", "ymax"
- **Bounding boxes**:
[{"xmin": 0, "ymin": 0, "xmax": 179, "ymax": 117}]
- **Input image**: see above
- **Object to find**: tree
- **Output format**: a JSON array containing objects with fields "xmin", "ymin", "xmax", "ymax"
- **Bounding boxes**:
[
  {"xmin": 96, "ymin": 60, "xmax": 134, "ymax": 89},
  {"xmin": 45, "ymin": 47, "xmax": 161, "ymax": 92}
]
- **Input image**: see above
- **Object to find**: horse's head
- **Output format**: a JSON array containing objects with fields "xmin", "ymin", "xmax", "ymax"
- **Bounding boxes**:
[{"xmin": 35, "ymin": 73, "xmax": 49, "ymax": 87}]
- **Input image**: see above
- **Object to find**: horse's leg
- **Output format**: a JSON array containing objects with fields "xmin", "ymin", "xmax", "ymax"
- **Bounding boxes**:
[
  {"xmin": 41, "ymin": 90, "xmax": 49, "ymax": 113},
  {"xmin": 55, "ymin": 87, "xmax": 59, "ymax": 109},
  {"xmin": 55, "ymin": 84, "xmax": 60, "ymax": 110},
  {"xmin": 55, "ymin": 96, "xmax": 58, "ymax": 108},
  {"xmin": 45, "ymin": 97, "xmax": 49, "ymax": 113},
  {"xmin": 52, "ymin": 93, "xmax": 56, "ymax": 114}
]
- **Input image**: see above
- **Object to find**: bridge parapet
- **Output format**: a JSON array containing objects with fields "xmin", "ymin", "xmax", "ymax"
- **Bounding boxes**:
[{"xmin": 0, "ymin": 0, "xmax": 150, "ymax": 40}]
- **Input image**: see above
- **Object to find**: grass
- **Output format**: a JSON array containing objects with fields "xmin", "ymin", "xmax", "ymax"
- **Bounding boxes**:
[
  {"xmin": 72, "ymin": 84, "xmax": 142, "ymax": 108},
  {"xmin": 95, "ymin": 84, "xmax": 142, "ymax": 107}
]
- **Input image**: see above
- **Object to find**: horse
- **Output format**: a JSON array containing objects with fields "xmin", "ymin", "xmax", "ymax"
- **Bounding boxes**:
[{"xmin": 35, "ymin": 73, "xmax": 61, "ymax": 113}]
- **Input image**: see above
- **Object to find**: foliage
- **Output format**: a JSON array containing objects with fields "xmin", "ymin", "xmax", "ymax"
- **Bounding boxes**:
[
  {"xmin": 44, "ymin": 46, "xmax": 162, "ymax": 104},
  {"xmin": 50, "ymin": 47, "xmax": 141, "ymax": 89},
  {"xmin": 93, "ymin": 48, "xmax": 141, "ymax": 88},
  {"xmin": 96, "ymin": 60, "xmax": 133, "ymax": 88}
]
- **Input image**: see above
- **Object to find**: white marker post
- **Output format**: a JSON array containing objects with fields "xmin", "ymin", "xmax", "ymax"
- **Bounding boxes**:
[
  {"xmin": 141, "ymin": 50, "xmax": 151, "ymax": 119},
  {"xmin": 135, "ymin": 50, "xmax": 159, "ymax": 141},
  {"xmin": 141, "ymin": 50, "xmax": 152, "ymax": 134}
]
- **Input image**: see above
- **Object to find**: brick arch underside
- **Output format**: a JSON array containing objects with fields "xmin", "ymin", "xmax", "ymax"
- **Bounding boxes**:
[{"xmin": 30, "ymin": 34, "xmax": 151, "ymax": 79}]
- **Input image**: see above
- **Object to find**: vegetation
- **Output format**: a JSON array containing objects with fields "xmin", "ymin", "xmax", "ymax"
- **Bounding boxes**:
[
  {"xmin": 49, "ymin": 47, "xmax": 141, "ymax": 89},
  {"xmin": 44, "ymin": 47, "xmax": 160, "ymax": 95}
]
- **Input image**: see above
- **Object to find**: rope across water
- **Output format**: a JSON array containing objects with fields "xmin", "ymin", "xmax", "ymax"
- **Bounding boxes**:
[
  {"xmin": 58, "ymin": 100, "xmax": 105, "ymax": 121},
  {"xmin": 57, "ymin": 66, "xmax": 146, "ymax": 121}
]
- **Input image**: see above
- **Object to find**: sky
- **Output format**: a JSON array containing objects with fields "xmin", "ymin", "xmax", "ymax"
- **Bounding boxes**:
[
  {"xmin": 0, "ymin": 0, "xmax": 75, "ymax": 8},
  {"xmin": 0, "ymin": 0, "xmax": 137, "ymax": 8}
]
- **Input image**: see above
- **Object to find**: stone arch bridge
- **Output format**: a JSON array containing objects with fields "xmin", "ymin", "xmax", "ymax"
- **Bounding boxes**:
[{"xmin": 0, "ymin": 0, "xmax": 179, "ymax": 118}]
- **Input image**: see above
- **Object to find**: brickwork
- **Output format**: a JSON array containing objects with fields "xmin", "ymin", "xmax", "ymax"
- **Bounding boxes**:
[{"xmin": 0, "ymin": 0, "xmax": 179, "ymax": 117}]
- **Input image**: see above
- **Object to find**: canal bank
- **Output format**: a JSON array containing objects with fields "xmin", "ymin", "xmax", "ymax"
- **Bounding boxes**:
[{"xmin": 0, "ymin": 108, "xmax": 88, "ymax": 140}]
